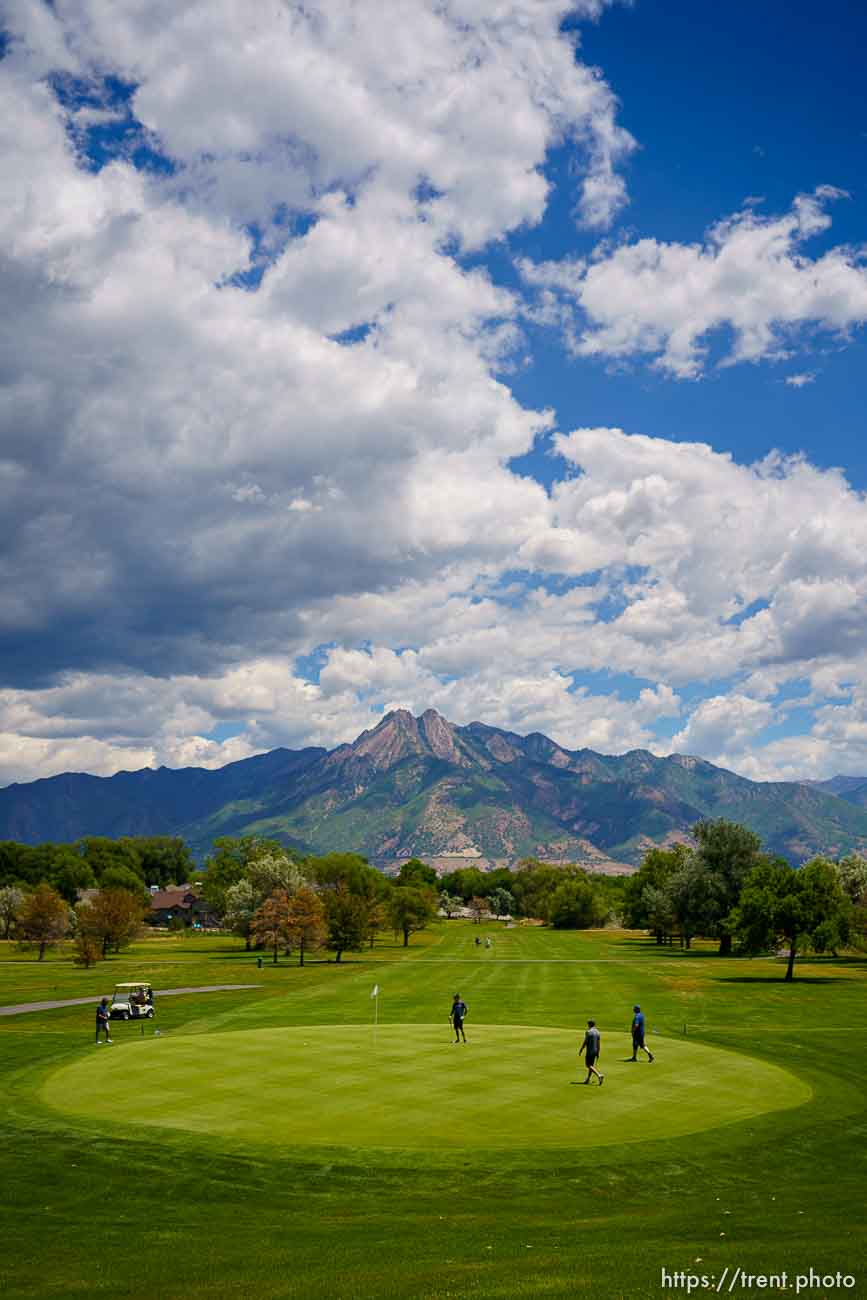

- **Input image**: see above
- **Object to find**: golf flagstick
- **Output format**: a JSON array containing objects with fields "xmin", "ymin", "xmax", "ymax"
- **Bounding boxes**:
[{"xmin": 371, "ymin": 983, "xmax": 379, "ymax": 1050}]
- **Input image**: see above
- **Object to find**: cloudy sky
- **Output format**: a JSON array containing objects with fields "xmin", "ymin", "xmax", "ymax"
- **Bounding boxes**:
[{"xmin": 2, "ymin": 0, "xmax": 867, "ymax": 788}]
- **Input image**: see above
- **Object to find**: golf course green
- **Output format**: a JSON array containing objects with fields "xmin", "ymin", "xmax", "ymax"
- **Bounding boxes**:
[
  {"xmin": 41, "ymin": 1024, "xmax": 811, "ymax": 1150},
  {"xmin": 2, "ymin": 924, "xmax": 865, "ymax": 1299}
]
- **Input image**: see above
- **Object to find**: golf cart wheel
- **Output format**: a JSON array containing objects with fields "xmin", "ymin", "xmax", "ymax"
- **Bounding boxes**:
[
  {"xmin": 146, "ymin": 1009, "xmax": 154, "ymax": 1019},
  {"xmin": 121, "ymin": 1011, "xmax": 129, "ymax": 1021}
]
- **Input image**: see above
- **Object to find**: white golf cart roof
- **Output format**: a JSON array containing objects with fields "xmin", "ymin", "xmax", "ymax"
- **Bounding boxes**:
[{"xmin": 113, "ymin": 982, "xmax": 152, "ymax": 990}]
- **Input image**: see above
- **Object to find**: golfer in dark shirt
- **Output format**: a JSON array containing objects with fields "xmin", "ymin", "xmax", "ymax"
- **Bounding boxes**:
[
  {"xmin": 630, "ymin": 1005, "xmax": 654, "ymax": 1062},
  {"xmin": 578, "ymin": 1020, "xmax": 604, "ymax": 1085},
  {"xmin": 95, "ymin": 997, "xmax": 112, "ymax": 1045},
  {"xmin": 450, "ymin": 994, "xmax": 468, "ymax": 1043}
]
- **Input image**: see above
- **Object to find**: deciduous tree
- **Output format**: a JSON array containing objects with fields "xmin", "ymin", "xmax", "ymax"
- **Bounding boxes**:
[
  {"xmin": 286, "ymin": 886, "xmax": 326, "ymax": 966},
  {"xmin": 323, "ymin": 883, "xmax": 367, "ymax": 962},
  {"xmin": 224, "ymin": 878, "xmax": 258, "ymax": 950},
  {"xmin": 388, "ymin": 885, "xmax": 437, "ymax": 947},
  {"xmin": 252, "ymin": 889, "xmax": 294, "ymax": 964},
  {"xmin": 693, "ymin": 820, "xmax": 764, "ymax": 955},
  {"xmin": 488, "ymin": 887, "xmax": 515, "ymax": 918},
  {"xmin": 438, "ymin": 890, "xmax": 461, "ymax": 918},
  {"xmin": 396, "ymin": 858, "xmax": 437, "ymax": 888},
  {"xmin": 80, "ymin": 888, "xmax": 148, "ymax": 956},
  {"xmin": 71, "ymin": 904, "xmax": 102, "ymax": 968},
  {"xmin": 468, "ymin": 895, "xmax": 489, "ymax": 925},
  {"xmin": 246, "ymin": 851, "xmax": 305, "ymax": 901},
  {"xmin": 548, "ymin": 876, "xmax": 603, "ymax": 930},
  {"xmin": 0, "ymin": 884, "xmax": 24, "ymax": 939},
  {"xmin": 728, "ymin": 857, "xmax": 852, "ymax": 981},
  {"xmin": 17, "ymin": 884, "xmax": 70, "ymax": 960}
]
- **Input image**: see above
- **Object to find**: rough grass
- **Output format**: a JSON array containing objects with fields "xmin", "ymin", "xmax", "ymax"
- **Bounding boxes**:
[{"xmin": 1, "ymin": 923, "xmax": 865, "ymax": 1299}]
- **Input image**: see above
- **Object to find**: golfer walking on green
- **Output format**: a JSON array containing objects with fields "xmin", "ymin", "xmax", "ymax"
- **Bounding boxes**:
[
  {"xmin": 579, "ymin": 1020, "xmax": 604, "ymax": 1085},
  {"xmin": 630, "ymin": 1005, "xmax": 654, "ymax": 1062}
]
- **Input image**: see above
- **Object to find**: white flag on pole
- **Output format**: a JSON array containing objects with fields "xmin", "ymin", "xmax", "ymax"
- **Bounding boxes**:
[{"xmin": 370, "ymin": 984, "xmax": 379, "ymax": 998}]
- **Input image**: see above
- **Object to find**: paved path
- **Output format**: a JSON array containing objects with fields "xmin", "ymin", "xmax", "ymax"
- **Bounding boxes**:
[{"xmin": 0, "ymin": 984, "xmax": 261, "ymax": 1017}]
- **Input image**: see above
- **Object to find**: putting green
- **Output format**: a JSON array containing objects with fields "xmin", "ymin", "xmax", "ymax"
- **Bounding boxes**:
[{"xmin": 41, "ymin": 1025, "xmax": 811, "ymax": 1150}]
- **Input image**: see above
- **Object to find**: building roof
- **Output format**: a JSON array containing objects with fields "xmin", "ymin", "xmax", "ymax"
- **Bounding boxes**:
[{"xmin": 149, "ymin": 889, "xmax": 194, "ymax": 910}]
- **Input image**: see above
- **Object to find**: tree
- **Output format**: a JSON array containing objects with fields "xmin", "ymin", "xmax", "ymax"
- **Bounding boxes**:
[
  {"xmin": 388, "ymin": 885, "xmax": 437, "ymax": 947},
  {"xmin": 136, "ymin": 837, "xmax": 195, "ymax": 887},
  {"xmin": 71, "ymin": 904, "xmax": 102, "ymax": 967},
  {"xmin": 252, "ymin": 889, "xmax": 294, "ymax": 964},
  {"xmin": 365, "ymin": 897, "xmax": 389, "ymax": 948},
  {"xmin": 548, "ymin": 876, "xmax": 603, "ymax": 930},
  {"xmin": 622, "ymin": 845, "xmax": 690, "ymax": 939},
  {"xmin": 396, "ymin": 858, "xmax": 437, "ymax": 888},
  {"xmin": 201, "ymin": 837, "xmax": 272, "ymax": 919},
  {"xmin": 310, "ymin": 853, "xmax": 388, "ymax": 953},
  {"xmin": 468, "ymin": 895, "xmax": 489, "ymax": 924},
  {"xmin": 224, "ymin": 879, "xmax": 258, "ymax": 950},
  {"xmin": 0, "ymin": 885, "xmax": 24, "ymax": 939},
  {"xmin": 76, "ymin": 837, "xmax": 144, "ymax": 884},
  {"xmin": 641, "ymin": 883, "xmax": 676, "ymax": 946},
  {"xmin": 835, "ymin": 855, "xmax": 867, "ymax": 905},
  {"xmin": 693, "ymin": 820, "xmax": 764, "ymax": 955},
  {"xmin": 511, "ymin": 860, "xmax": 570, "ymax": 922},
  {"xmin": 323, "ymin": 883, "xmax": 368, "ymax": 962},
  {"xmin": 286, "ymin": 886, "xmax": 327, "ymax": 966},
  {"xmin": 17, "ymin": 884, "xmax": 70, "ymax": 960},
  {"xmin": 438, "ymin": 865, "xmax": 487, "ymax": 902},
  {"xmin": 728, "ymin": 857, "xmax": 852, "ymax": 981},
  {"xmin": 246, "ymin": 851, "xmax": 305, "ymax": 901},
  {"xmin": 0, "ymin": 843, "xmax": 42, "ymax": 888},
  {"xmin": 836, "ymin": 854, "xmax": 867, "ymax": 943},
  {"xmin": 48, "ymin": 850, "xmax": 97, "ymax": 904},
  {"xmin": 488, "ymin": 887, "xmax": 515, "ymax": 918},
  {"xmin": 438, "ymin": 890, "xmax": 461, "ymax": 918},
  {"xmin": 99, "ymin": 865, "xmax": 149, "ymax": 901},
  {"xmin": 80, "ymin": 888, "xmax": 147, "ymax": 957},
  {"xmin": 666, "ymin": 853, "xmax": 718, "ymax": 948}
]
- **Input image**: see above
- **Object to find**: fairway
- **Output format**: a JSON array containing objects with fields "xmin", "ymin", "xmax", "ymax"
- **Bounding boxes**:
[{"xmin": 41, "ymin": 1023, "xmax": 811, "ymax": 1150}]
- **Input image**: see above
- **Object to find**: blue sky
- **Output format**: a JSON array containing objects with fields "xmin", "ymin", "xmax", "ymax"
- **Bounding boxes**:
[{"xmin": 1, "ymin": 0, "xmax": 866, "ymax": 787}]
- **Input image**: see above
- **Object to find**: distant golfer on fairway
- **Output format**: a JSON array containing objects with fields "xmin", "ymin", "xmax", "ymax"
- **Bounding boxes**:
[
  {"xmin": 450, "ymin": 993, "xmax": 468, "ymax": 1043},
  {"xmin": 95, "ymin": 997, "xmax": 112, "ymax": 1045},
  {"xmin": 630, "ymin": 1005, "xmax": 654, "ymax": 1062},
  {"xmin": 578, "ymin": 1020, "xmax": 604, "ymax": 1085}
]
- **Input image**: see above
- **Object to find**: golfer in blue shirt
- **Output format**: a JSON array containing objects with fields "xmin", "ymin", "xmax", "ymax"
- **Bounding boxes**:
[{"xmin": 630, "ymin": 1005, "xmax": 654, "ymax": 1062}]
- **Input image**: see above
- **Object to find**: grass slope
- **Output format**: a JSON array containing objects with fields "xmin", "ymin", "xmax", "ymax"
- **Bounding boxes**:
[{"xmin": 1, "ymin": 925, "xmax": 865, "ymax": 1300}]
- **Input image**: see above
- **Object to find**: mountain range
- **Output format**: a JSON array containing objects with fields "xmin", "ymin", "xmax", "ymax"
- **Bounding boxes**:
[{"xmin": 3, "ymin": 709, "xmax": 867, "ymax": 872}]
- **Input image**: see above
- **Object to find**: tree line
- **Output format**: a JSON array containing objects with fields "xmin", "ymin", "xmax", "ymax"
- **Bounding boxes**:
[
  {"xmin": 0, "ymin": 836, "xmax": 195, "ymax": 965},
  {"xmin": 622, "ymin": 820, "xmax": 866, "ymax": 979},
  {"xmin": 1, "ymin": 821, "xmax": 864, "ymax": 976},
  {"xmin": 0, "ymin": 836, "xmax": 194, "ymax": 900}
]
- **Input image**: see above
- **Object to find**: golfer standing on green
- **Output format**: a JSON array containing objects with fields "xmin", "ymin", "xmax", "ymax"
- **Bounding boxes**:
[
  {"xmin": 579, "ymin": 1019, "xmax": 604, "ymax": 1085},
  {"xmin": 450, "ymin": 993, "xmax": 468, "ymax": 1043},
  {"xmin": 95, "ymin": 997, "xmax": 112, "ymax": 1045}
]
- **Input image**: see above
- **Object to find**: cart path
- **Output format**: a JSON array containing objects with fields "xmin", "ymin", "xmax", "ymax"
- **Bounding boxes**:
[{"xmin": 0, "ymin": 984, "xmax": 261, "ymax": 1017}]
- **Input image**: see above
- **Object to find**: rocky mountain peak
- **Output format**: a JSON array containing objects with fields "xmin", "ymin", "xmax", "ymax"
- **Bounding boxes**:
[{"xmin": 339, "ymin": 708, "xmax": 466, "ymax": 771}]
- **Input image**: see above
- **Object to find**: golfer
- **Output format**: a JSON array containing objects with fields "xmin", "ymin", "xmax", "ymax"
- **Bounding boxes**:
[
  {"xmin": 95, "ymin": 997, "xmax": 112, "ymax": 1045},
  {"xmin": 578, "ymin": 1019, "xmax": 604, "ymax": 1085},
  {"xmin": 630, "ymin": 1005, "xmax": 654, "ymax": 1062},
  {"xmin": 450, "ymin": 993, "xmax": 468, "ymax": 1043}
]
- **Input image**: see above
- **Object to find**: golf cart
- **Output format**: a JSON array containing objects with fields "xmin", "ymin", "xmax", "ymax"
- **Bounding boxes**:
[{"xmin": 110, "ymin": 982, "xmax": 155, "ymax": 1021}]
